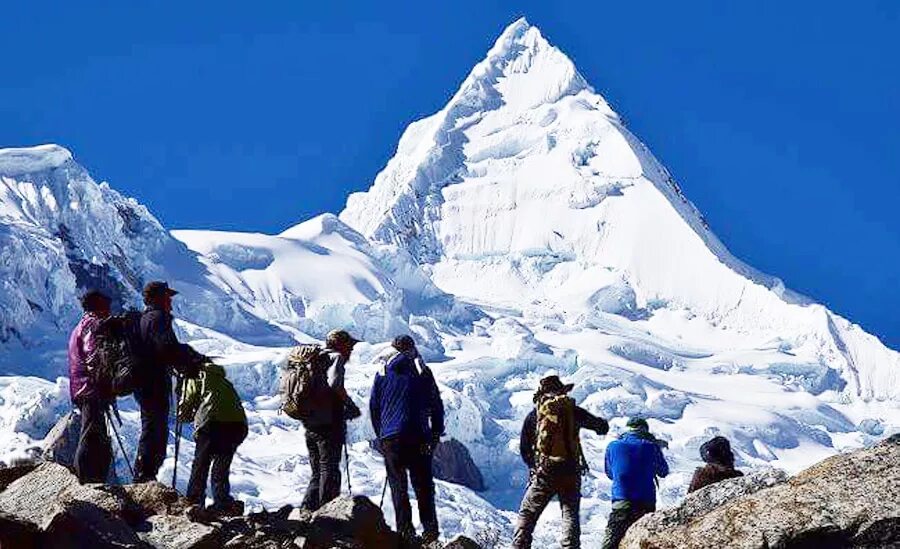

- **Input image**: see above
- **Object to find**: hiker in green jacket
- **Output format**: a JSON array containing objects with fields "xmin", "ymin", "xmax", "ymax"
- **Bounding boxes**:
[{"xmin": 178, "ymin": 360, "xmax": 248, "ymax": 515}]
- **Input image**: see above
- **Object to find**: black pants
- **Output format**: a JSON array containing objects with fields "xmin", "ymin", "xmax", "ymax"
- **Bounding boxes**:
[
  {"xmin": 381, "ymin": 436, "xmax": 439, "ymax": 539},
  {"xmin": 301, "ymin": 426, "xmax": 344, "ymax": 511},
  {"xmin": 513, "ymin": 471, "xmax": 581, "ymax": 549},
  {"xmin": 601, "ymin": 500, "xmax": 656, "ymax": 549},
  {"xmin": 186, "ymin": 421, "xmax": 248, "ymax": 507},
  {"xmin": 74, "ymin": 400, "xmax": 113, "ymax": 484},
  {"xmin": 134, "ymin": 383, "xmax": 170, "ymax": 482}
]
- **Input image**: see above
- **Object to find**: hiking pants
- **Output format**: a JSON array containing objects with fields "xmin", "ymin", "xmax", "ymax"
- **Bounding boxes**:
[
  {"xmin": 74, "ymin": 400, "xmax": 113, "ymax": 484},
  {"xmin": 601, "ymin": 500, "xmax": 655, "ymax": 549},
  {"xmin": 301, "ymin": 425, "xmax": 344, "ymax": 511},
  {"xmin": 186, "ymin": 421, "xmax": 248, "ymax": 506},
  {"xmin": 134, "ymin": 383, "xmax": 171, "ymax": 482},
  {"xmin": 381, "ymin": 436, "xmax": 439, "ymax": 539},
  {"xmin": 512, "ymin": 471, "xmax": 581, "ymax": 549}
]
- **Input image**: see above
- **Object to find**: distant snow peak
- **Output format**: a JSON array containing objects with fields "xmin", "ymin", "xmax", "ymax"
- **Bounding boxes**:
[{"xmin": 0, "ymin": 144, "xmax": 73, "ymax": 176}]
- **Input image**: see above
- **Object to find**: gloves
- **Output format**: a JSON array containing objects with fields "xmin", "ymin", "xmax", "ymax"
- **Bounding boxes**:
[{"xmin": 343, "ymin": 399, "xmax": 362, "ymax": 421}]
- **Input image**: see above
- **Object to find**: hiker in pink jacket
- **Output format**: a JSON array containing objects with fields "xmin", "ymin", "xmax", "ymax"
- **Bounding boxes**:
[{"xmin": 67, "ymin": 289, "xmax": 113, "ymax": 483}]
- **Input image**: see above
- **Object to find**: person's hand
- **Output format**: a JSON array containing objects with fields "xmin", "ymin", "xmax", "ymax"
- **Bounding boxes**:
[
  {"xmin": 430, "ymin": 432, "xmax": 442, "ymax": 453},
  {"xmin": 343, "ymin": 399, "xmax": 362, "ymax": 421}
]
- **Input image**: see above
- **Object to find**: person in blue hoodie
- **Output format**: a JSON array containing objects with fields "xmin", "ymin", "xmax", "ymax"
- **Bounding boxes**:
[
  {"xmin": 370, "ymin": 335, "xmax": 445, "ymax": 544},
  {"xmin": 601, "ymin": 417, "xmax": 670, "ymax": 549}
]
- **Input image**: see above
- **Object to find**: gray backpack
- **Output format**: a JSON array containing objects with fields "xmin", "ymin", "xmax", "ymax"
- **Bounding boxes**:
[{"xmin": 280, "ymin": 344, "xmax": 333, "ymax": 424}]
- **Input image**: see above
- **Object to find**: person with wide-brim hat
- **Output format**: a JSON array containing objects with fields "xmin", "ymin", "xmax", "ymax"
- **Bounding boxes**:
[{"xmin": 513, "ymin": 375, "xmax": 609, "ymax": 549}]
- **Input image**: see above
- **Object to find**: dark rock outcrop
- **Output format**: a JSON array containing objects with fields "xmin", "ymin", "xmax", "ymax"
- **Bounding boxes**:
[
  {"xmin": 621, "ymin": 436, "xmax": 900, "ymax": 548},
  {"xmin": 305, "ymin": 495, "xmax": 399, "ymax": 548},
  {"xmin": 432, "ymin": 439, "xmax": 486, "ymax": 491}
]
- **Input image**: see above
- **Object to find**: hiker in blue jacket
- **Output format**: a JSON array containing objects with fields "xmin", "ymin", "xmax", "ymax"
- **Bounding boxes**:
[
  {"xmin": 370, "ymin": 335, "xmax": 445, "ymax": 544},
  {"xmin": 602, "ymin": 417, "xmax": 669, "ymax": 549}
]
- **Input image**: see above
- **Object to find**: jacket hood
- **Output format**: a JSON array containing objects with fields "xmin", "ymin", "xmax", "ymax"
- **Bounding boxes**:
[{"xmin": 202, "ymin": 362, "xmax": 227, "ymax": 378}]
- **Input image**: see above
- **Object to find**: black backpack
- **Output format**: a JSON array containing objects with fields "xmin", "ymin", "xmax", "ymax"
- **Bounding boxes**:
[{"xmin": 89, "ymin": 310, "xmax": 142, "ymax": 398}]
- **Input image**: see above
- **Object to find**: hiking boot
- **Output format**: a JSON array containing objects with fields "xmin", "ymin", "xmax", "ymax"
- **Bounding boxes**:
[
  {"xmin": 421, "ymin": 530, "xmax": 440, "ymax": 545},
  {"xmin": 208, "ymin": 499, "xmax": 244, "ymax": 517}
]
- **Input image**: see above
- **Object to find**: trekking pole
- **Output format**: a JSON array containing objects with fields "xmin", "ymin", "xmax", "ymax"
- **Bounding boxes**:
[
  {"xmin": 379, "ymin": 476, "xmax": 388, "ymax": 509},
  {"xmin": 106, "ymin": 407, "xmax": 136, "ymax": 481},
  {"xmin": 172, "ymin": 375, "xmax": 184, "ymax": 490},
  {"xmin": 343, "ymin": 440, "xmax": 353, "ymax": 495}
]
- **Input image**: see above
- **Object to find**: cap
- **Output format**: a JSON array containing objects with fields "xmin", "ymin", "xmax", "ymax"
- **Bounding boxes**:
[
  {"xmin": 626, "ymin": 417, "xmax": 650, "ymax": 432},
  {"xmin": 143, "ymin": 281, "xmax": 178, "ymax": 302},
  {"xmin": 325, "ymin": 329, "xmax": 360, "ymax": 349}
]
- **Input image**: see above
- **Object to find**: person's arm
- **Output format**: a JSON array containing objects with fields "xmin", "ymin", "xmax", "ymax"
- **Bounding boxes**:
[
  {"xmin": 655, "ymin": 445, "xmax": 670, "ymax": 478},
  {"xmin": 574, "ymin": 406, "xmax": 609, "ymax": 435},
  {"xmin": 369, "ymin": 374, "xmax": 383, "ymax": 438},
  {"xmin": 422, "ymin": 364, "xmax": 445, "ymax": 438},
  {"xmin": 145, "ymin": 311, "xmax": 194, "ymax": 372},
  {"xmin": 605, "ymin": 442, "xmax": 615, "ymax": 480},
  {"xmin": 177, "ymin": 376, "xmax": 201, "ymax": 423},
  {"xmin": 325, "ymin": 353, "xmax": 348, "ymax": 401},
  {"xmin": 519, "ymin": 410, "xmax": 537, "ymax": 470}
]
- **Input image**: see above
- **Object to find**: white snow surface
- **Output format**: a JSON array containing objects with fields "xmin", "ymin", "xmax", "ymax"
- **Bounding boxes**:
[{"xmin": 1, "ymin": 17, "xmax": 898, "ymax": 548}]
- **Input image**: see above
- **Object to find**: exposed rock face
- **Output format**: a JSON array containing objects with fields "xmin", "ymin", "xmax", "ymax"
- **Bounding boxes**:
[
  {"xmin": 0, "ymin": 462, "xmax": 482, "ymax": 549},
  {"xmin": 432, "ymin": 439, "xmax": 486, "ymax": 492},
  {"xmin": 306, "ymin": 495, "xmax": 399, "ymax": 548},
  {"xmin": 621, "ymin": 436, "xmax": 900, "ymax": 548}
]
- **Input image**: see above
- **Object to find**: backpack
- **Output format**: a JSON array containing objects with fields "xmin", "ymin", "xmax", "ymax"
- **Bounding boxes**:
[
  {"xmin": 279, "ymin": 344, "xmax": 333, "ymax": 423},
  {"xmin": 534, "ymin": 394, "xmax": 584, "ymax": 471},
  {"xmin": 89, "ymin": 310, "xmax": 142, "ymax": 398}
]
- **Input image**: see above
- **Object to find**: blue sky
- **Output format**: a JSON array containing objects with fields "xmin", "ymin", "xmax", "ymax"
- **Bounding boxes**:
[{"xmin": 2, "ymin": 2, "xmax": 898, "ymax": 348}]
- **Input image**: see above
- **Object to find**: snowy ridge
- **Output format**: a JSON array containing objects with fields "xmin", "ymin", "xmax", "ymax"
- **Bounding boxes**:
[{"xmin": 0, "ymin": 18, "xmax": 898, "ymax": 548}]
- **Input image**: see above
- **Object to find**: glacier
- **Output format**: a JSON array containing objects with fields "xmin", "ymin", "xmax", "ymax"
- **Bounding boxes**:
[{"xmin": 1, "ymin": 17, "xmax": 898, "ymax": 548}]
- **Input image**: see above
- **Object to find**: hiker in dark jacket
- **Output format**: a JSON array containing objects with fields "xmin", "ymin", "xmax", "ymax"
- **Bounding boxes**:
[
  {"xmin": 134, "ymin": 281, "xmax": 200, "ymax": 482},
  {"xmin": 178, "ymin": 360, "xmax": 248, "ymax": 515},
  {"xmin": 370, "ymin": 335, "xmax": 445, "ymax": 544},
  {"xmin": 688, "ymin": 436, "xmax": 743, "ymax": 493},
  {"xmin": 601, "ymin": 417, "xmax": 670, "ymax": 549},
  {"xmin": 513, "ymin": 375, "xmax": 609, "ymax": 549},
  {"xmin": 301, "ymin": 329, "xmax": 362, "ymax": 511},
  {"xmin": 67, "ymin": 289, "xmax": 114, "ymax": 483}
]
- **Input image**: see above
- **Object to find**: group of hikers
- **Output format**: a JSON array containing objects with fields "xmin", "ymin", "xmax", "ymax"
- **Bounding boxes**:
[{"xmin": 68, "ymin": 282, "xmax": 744, "ymax": 548}]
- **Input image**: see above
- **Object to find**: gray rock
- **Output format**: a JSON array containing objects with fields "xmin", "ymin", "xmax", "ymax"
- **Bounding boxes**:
[
  {"xmin": 137, "ymin": 513, "xmax": 220, "ymax": 549},
  {"xmin": 42, "ymin": 411, "xmax": 81, "ymax": 468},
  {"xmin": 308, "ymin": 495, "xmax": 399, "ymax": 548},
  {"xmin": 0, "ymin": 462, "xmax": 81, "ymax": 529},
  {"xmin": 44, "ymin": 499, "xmax": 145, "ymax": 549},
  {"xmin": 621, "ymin": 436, "xmax": 900, "ymax": 548},
  {"xmin": 432, "ymin": 439, "xmax": 486, "ymax": 492}
]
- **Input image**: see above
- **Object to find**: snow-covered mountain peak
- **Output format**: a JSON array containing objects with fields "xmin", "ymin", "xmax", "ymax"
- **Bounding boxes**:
[{"xmin": 0, "ymin": 144, "xmax": 73, "ymax": 176}]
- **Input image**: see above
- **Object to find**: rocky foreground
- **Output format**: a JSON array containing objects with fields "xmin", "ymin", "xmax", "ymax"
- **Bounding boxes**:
[
  {"xmin": 0, "ymin": 462, "xmax": 481, "ymax": 549},
  {"xmin": 1, "ymin": 436, "xmax": 898, "ymax": 548},
  {"xmin": 622, "ymin": 435, "xmax": 900, "ymax": 549}
]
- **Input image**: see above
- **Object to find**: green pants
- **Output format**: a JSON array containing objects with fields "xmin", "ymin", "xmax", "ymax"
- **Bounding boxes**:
[{"xmin": 601, "ymin": 500, "xmax": 655, "ymax": 549}]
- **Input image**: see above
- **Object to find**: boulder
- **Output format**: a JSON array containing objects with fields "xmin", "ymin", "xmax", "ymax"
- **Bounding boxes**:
[
  {"xmin": 0, "ymin": 510, "xmax": 40, "ymax": 549},
  {"xmin": 42, "ymin": 411, "xmax": 81, "ymax": 468},
  {"xmin": 43, "ymin": 499, "xmax": 145, "ymax": 549},
  {"xmin": 137, "ymin": 513, "xmax": 220, "ymax": 549},
  {"xmin": 0, "ymin": 461, "xmax": 39, "ymax": 491},
  {"xmin": 122, "ymin": 481, "xmax": 192, "ymax": 518},
  {"xmin": 0, "ymin": 462, "xmax": 81, "ymax": 528},
  {"xmin": 621, "ymin": 436, "xmax": 900, "ymax": 548},
  {"xmin": 443, "ymin": 535, "xmax": 483, "ymax": 548},
  {"xmin": 307, "ymin": 495, "xmax": 399, "ymax": 548},
  {"xmin": 432, "ymin": 439, "xmax": 486, "ymax": 491}
]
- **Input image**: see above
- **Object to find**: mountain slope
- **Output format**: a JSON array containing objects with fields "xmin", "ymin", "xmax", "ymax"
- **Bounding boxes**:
[{"xmin": 340, "ymin": 18, "xmax": 898, "ymax": 402}]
